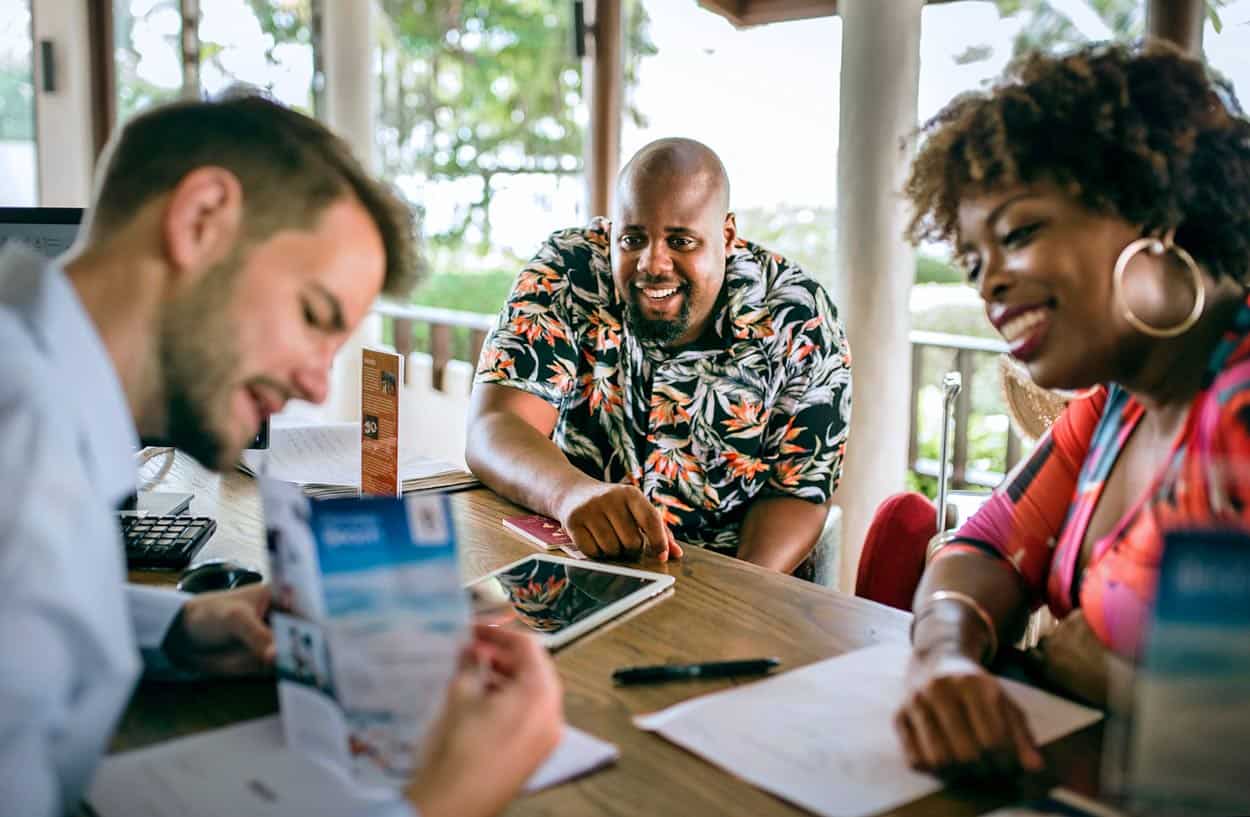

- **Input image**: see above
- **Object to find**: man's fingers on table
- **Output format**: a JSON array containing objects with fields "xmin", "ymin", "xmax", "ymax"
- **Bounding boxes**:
[
  {"xmin": 628, "ymin": 493, "xmax": 670, "ymax": 558},
  {"xmin": 605, "ymin": 506, "xmax": 644, "ymax": 557},
  {"xmin": 584, "ymin": 516, "xmax": 622, "ymax": 558},
  {"xmin": 568, "ymin": 522, "xmax": 604, "ymax": 559}
]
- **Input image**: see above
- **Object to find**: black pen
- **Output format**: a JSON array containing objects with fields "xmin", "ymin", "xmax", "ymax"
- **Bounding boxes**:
[{"xmin": 611, "ymin": 657, "xmax": 780, "ymax": 685}]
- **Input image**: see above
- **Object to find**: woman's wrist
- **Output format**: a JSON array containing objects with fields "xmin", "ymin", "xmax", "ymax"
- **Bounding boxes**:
[{"xmin": 911, "ymin": 596, "xmax": 997, "ymax": 665}]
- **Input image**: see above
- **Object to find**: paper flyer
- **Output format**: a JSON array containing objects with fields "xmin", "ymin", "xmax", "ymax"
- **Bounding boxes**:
[
  {"xmin": 361, "ymin": 347, "xmax": 402, "ymax": 497},
  {"xmin": 260, "ymin": 478, "xmax": 468, "ymax": 787}
]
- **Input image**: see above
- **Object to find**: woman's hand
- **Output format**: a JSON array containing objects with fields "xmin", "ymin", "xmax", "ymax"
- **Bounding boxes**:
[{"xmin": 894, "ymin": 648, "xmax": 1044, "ymax": 778}]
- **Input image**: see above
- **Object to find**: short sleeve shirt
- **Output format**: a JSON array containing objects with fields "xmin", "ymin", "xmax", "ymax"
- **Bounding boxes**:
[{"xmin": 475, "ymin": 218, "xmax": 852, "ymax": 554}]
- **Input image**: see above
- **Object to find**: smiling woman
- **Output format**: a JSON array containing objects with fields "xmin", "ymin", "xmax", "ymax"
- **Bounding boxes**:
[{"xmin": 893, "ymin": 40, "xmax": 1250, "ymax": 779}]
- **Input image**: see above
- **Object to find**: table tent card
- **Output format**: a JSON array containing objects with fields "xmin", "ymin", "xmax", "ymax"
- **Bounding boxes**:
[{"xmin": 261, "ymin": 477, "xmax": 467, "ymax": 787}]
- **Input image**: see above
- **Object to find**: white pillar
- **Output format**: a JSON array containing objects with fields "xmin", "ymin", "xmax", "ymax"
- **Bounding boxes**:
[
  {"xmin": 832, "ymin": 0, "xmax": 923, "ymax": 592},
  {"xmin": 319, "ymin": 0, "xmax": 378, "ymax": 422},
  {"xmin": 31, "ymin": 0, "xmax": 94, "ymax": 206}
]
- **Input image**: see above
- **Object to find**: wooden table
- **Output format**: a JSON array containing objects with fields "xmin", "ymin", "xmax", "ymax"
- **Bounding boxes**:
[{"xmin": 119, "ymin": 453, "xmax": 1103, "ymax": 816}]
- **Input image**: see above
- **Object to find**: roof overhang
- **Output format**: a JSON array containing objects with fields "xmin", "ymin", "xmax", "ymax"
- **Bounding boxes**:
[{"xmin": 696, "ymin": 0, "xmax": 961, "ymax": 28}]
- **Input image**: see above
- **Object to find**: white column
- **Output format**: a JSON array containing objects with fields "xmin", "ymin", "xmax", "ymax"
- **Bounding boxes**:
[
  {"xmin": 319, "ymin": 0, "xmax": 379, "ymax": 422},
  {"xmin": 30, "ymin": 0, "xmax": 94, "ymax": 206},
  {"xmin": 832, "ymin": 0, "xmax": 924, "ymax": 593}
]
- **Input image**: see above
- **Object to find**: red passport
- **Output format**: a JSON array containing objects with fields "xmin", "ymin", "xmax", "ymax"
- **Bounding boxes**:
[{"xmin": 502, "ymin": 514, "xmax": 572, "ymax": 549}]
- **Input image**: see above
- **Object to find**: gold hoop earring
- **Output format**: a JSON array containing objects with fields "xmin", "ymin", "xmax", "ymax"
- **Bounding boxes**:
[{"xmin": 1112, "ymin": 229, "xmax": 1205, "ymax": 338}]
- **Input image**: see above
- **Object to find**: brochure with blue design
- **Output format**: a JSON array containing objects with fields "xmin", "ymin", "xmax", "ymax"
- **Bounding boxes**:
[
  {"xmin": 261, "ymin": 477, "xmax": 468, "ymax": 788},
  {"xmin": 1104, "ymin": 527, "xmax": 1250, "ymax": 817}
]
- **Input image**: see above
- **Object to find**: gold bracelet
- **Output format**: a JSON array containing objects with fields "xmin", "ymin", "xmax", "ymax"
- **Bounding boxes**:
[{"xmin": 910, "ymin": 590, "xmax": 999, "ymax": 665}]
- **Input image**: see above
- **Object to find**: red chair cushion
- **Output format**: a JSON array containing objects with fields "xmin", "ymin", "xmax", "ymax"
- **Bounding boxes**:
[{"xmin": 854, "ymin": 492, "xmax": 937, "ymax": 612}]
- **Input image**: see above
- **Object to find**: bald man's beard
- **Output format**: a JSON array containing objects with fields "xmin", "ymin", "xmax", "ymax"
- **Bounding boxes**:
[{"xmin": 624, "ymin": 289, "xmax": 692, "ymax": 345}]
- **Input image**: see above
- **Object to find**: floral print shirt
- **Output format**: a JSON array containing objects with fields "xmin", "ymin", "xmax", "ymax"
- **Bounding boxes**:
[{"xmin": 475, "ymin": 218, "xmax": 852, "ymax": 554}]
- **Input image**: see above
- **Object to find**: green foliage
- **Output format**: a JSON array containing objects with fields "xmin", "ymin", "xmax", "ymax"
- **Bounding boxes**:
[
  {"xmin": 0, "ymin": 62, "xmax": 33, "ymax": 141},
  {"xmin": 113, "ymin": 0, "xmax": 183, "ymax": 125},
  {"xmin": 990, "ymin": 0, "xmax": 1230, "ymax": 56},
  {"xmin": 915, "ymin": 254, "xmax": 963, "ymax": 285},
  {"xmin": 374, "ymin": 0, "xmax": 655, "ymax": 251}
]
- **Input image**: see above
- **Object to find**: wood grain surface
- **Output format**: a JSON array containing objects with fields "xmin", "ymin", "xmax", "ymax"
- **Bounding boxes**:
[{"xmin": 116, "ymin": 452, "xmax": 1102, "ymax": 816}]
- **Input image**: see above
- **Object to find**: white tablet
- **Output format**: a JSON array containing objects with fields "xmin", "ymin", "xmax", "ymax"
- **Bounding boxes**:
[{"xmin": 466, "ymin": 554, "xmax": 674, "ymax": 649}]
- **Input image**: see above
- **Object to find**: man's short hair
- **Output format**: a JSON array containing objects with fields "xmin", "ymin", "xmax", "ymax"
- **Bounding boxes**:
[{"xmin": 91, "ymin": 92, "xmax": 422, "ymax": 297}]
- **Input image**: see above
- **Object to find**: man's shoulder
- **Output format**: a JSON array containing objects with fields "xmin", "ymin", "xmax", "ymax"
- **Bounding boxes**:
[
  {"xmin": 526, "ymin": 219, "xmax": 614, "ymax": 305},
  {"xmin": 538, "ymin": 219, "xmax": 611, "ymax": 271},
  {"xmin": 735, "ymin": 239, "xmax": 838, "ymax": 328}
]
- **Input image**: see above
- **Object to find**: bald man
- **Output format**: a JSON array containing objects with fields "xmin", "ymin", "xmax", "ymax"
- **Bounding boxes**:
[{"xmin": 467, "ymin": 139, "xmax": 851, "ymax": 576}]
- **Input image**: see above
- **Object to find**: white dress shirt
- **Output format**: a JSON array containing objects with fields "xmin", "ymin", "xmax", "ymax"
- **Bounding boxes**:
[{"xmin": 0, "ymin": 246, "xmax": 417, "ymax": 817}]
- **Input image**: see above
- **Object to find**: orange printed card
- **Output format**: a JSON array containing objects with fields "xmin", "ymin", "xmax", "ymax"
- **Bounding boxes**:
[{"xmin": 360, "ymin": 347, "xmax": 401, "ymax": 496}]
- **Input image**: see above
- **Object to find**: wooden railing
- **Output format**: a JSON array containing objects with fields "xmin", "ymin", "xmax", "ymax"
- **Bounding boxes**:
[
  {"xmin": 376, "ymin": 304, "xmax": 1022, "ymax": 490},
  {"xmin": 373, "ymin": 299, "xmax": 496, "ymax": 391},
  {"xmin": 909, "ymin": 330, "xmax": 1016, "ymax": 489}
]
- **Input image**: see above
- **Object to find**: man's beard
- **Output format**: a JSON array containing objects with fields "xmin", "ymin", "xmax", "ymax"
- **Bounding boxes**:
[
  {"xmin": 625, "ymin": 290, "xmax": 692, "ymax": 345},
  {"xmin": 156, "ymin": 256, "xmax": 245, "ymax": 471}
]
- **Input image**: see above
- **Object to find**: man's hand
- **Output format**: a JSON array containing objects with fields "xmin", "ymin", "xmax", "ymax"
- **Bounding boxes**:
[
  {"xmin": 161, "ymin": 583, "xmax": 275, "ymax": 676},
  {"xmin": 557, "ymin": 482, "xmax": 683, "ymax": 561},
  {"xmin": 406, "ymin": 624, "xmax": 564, "ymax": 817},
  {"xmin": 894, "ymin": 649, "xmax": 1044, "ymax": 778}
]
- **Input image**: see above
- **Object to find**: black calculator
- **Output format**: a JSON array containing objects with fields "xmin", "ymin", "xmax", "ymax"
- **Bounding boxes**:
[{"xmin": 121, "ymin": 514, "xmax": 216, "ymax": 569}]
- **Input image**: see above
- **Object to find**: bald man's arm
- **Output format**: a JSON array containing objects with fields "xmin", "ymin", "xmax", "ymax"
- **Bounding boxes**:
[
  {"xmin": 464, "ymin": 384, "xmax": 681, "ymax": 561},
  {"xmin": 736, "ymin": 496, "xmax": 832, "ymax": 573},
  {"xmin": 464, "ymin": 384, "xmax": 592, "ymax": 521}
]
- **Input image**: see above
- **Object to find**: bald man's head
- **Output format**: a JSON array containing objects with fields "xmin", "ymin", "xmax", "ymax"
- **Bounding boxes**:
[
  {"xmin": 616, "ymin": 138, "xmax": 730, "ymax": 217},
  {"xmin": 610, "ymin": 139, "xmax": 737, "ymax": 348}
]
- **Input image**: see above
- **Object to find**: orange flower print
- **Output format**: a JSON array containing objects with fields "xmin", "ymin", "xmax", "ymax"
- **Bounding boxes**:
[
  {"xmin": 653, "ymin": 492, "xmax": 694, "ymax": 527},
  {"xmin": 723, "ymin": 400, "xmax": 766, "ymax": 437},
  {"xmin": 650, "ymin": 384, "xmax": 692, "ymax": 426},
  {"xmin": 546, "ymin": 358, "xmax": 577, "ymax": 396},
  {"xmin": 514, "ymin": 263, "xmax": 562, "ymax": 296},
  {"xmin": 508, "ymin": 307, "xmax": 567, "ymax": 346},
  {"xmin": 723, "ymin": 450, "xmax": 769, "ymax": 480},
  {"xmin": 478, "ymin": 347, "xmax": 514, "ymax": 381},
  {"xmin": 645, "ymin": 438, "xmax": 700, "ymax": 482},
  {"xmin": 778, "ymin": 417, "xmax": 808, "ymax": 456},
  {"xmin": 771, "ymin": 459, "xmax": 804, "ymax": 488},
  {"xmin": 586, "ymin": 307, "xmax": 622, "ymax": 352},
  {"xmin": 579, "ymin": 367, "xmax": 622, "ymax": 414},
  {"xmin": 733, "ymin": 308, "xmax": 775, "ymax": 340}
]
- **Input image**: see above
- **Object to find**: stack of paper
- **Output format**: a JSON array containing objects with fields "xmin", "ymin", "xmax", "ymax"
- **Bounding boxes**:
[
  {"xmin": 238, "ymin": 423, "xmax": 478, "ymax": 498},
  {"xmin": 90, "ymin": 716, "xmax": 619, "ymax": 817},
  {"xmin": 635, "ymin": 643, "xmax": 1103, "ymax": 817}
]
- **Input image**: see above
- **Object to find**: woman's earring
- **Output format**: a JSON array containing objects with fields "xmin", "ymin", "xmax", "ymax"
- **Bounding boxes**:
[{"xmin": 1112, "ymin": 228, "xmax": 1205, "ymax": 338}]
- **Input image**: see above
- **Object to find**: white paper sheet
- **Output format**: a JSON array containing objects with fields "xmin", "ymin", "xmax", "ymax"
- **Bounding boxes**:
[
  {"xmin": 89, "ymin": 715, "xmax": 618, "ymax": 817},
  {"xmin": 635, "ymin": 644, "xmax": 1103, "ymax": 817},
  {"xmin": 240, "ymin": 423, "xmax": 458, "ymax": 487},
  {"xmin": 238, "ymin": 423, "xmax": 478, "ymax": 499}
]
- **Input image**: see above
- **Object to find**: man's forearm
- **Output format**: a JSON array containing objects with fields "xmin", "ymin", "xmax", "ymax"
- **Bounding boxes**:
[
  {"xmin": 736, "ymin": 496, "xmax": 831, "ymax": 573},
  {"xmin": 465, "ymin": 411, "xmax": 597, "ymax": 520}
]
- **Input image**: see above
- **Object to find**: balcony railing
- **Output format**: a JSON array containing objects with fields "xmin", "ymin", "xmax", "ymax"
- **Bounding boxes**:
[{"xmin": 376, "ymin": 306, "xmax": 1024, "ymax": 491}]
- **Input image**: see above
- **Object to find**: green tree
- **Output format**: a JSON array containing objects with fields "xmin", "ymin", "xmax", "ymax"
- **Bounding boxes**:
[
  {"xmin": 981, "ymin": 0, "xmax": 1230, "ymax": 57},
  {"xmin": 374, "ymin": 0, "xmax": 655, "ymax": 251}
]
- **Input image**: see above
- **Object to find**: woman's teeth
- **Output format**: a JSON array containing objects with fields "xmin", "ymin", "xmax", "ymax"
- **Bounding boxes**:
[{"xmin": 1001, "ymin": 308, "xmax": 1047, "ymax": 342}]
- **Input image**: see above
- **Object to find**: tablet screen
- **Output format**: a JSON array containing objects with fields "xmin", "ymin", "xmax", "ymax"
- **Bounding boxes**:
[{"xmin": 469, "ymin": 557, "xmax": 658, "ymax": 635}]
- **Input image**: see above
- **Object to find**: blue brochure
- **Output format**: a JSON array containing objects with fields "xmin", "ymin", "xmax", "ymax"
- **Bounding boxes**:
[
  {"xmin": 1109, "ymin": 527, "xmax": 1250, "ymax": 817},
  {"xmin": 261, "ymin": 478, "xmax": 468, "ymax": 788}
]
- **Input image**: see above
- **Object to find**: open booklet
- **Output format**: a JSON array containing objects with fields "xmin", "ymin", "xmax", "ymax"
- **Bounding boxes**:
[
  {"xmin": 88, "ymin": 478, "xmax": 619, "ymax": 816},
  {"xmin": 238, "ymin": 422, "xmax": 478, "ymax": 498}
]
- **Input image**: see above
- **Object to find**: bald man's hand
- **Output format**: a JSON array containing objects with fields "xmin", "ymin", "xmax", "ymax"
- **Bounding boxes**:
[{"xmin": 556, "ymin": 482, "xmax": 683, "ymax": 562}]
